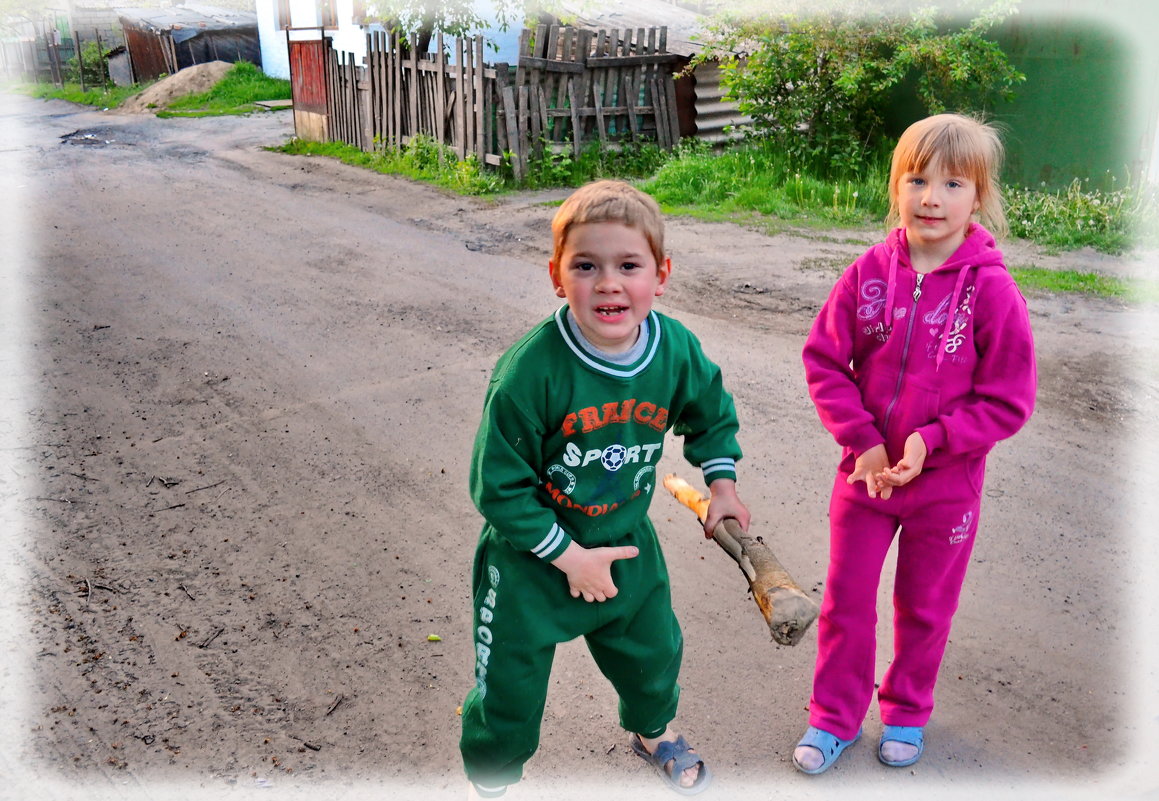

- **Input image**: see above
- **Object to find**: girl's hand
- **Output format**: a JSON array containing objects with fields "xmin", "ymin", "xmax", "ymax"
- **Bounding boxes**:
[
  {"xmin": 551, "ymin": 541, "xmax": 639, "ymax": 603},
  {"xmin": 875, "ymin": 432, "xmax": 928, "ymax": 498},
  {"xmin": 702, "ymin": 478, "xmax": 751, "ymax": 538},
  {"xmin": 848, "ymin": 443, "xmax": 891, "ymax": 498}
]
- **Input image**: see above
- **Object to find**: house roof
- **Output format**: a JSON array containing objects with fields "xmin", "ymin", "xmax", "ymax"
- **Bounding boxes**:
[{"xmin": 115, "ymin": 4, "xmax": 257, "ymax": 35}]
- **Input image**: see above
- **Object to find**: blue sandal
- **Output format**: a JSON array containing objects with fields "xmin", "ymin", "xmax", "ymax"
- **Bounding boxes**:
[
  {"xmin": 629, "ymin": 733, "xmax": 711, "ymax": 795},
  {"xmin": 878, "ymin": 725, "xmax": 924, "ymax": 767},
  {"xmin": 793, "ymin": 726, "xmax": 861, "ymax": 774}
]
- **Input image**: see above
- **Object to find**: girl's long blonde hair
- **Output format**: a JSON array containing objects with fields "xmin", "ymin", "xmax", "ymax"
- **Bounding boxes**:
[{"xmin": 887, "ymin": 113, "xmax": 1008, "ymax": 238}]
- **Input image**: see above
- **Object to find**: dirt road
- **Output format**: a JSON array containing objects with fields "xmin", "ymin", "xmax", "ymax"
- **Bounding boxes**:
[{"xmin": 1, "ymin": 93, "xmax": 1157, "ymax": 801}]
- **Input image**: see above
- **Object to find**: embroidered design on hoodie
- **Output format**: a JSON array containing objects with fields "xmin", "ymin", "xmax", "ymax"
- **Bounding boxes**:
[
  {"xmin": 949, "ymin": 511, "xmax": 974, "ymax": 545},
  {"xmin": 926, "ymin": 285, "xmax": 975, "ymax": 363},
  {"xmin": 858, "ymin": 279, "xmax": 904, "ymax": 342}
]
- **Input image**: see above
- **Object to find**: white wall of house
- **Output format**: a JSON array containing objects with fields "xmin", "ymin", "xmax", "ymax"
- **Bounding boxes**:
[{"xmin": 256, "ymin": 0, "xmax": 366, "ymax": 79}]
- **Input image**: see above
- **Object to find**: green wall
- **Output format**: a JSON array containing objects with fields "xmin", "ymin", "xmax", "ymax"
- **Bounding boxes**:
[
  {"xmin": 991, "ymin": 16, "xmax": 1136, "ymax": 190},
  {"xmin": 884, "ymin": 3, "xmax": 1158, "ymax": 191}
]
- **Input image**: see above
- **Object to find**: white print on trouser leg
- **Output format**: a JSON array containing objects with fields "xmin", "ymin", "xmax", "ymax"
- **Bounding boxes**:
[
  {"xmin": 474, "ymin": 568, "xmax": 500, "ymax": 698},
  {"xmin": 948, "ymin": 512, "xmax": 973, "ymax": 545}
]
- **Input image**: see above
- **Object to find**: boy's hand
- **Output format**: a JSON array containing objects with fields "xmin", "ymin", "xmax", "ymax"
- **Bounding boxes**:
[
  {"xmin": 848, "ymin": 443, "xmax": 891, "ymax": 499},
  {"xmin": 702, "ymin": 478, "xmax": 751, "ymax": 538},
  {"xmin": 874, "ymin": 432, "xmax": 928, "ymax": 499},
  {"xmin": 551, "ymin": 541, "xmax": 639, "ymax": 603}
]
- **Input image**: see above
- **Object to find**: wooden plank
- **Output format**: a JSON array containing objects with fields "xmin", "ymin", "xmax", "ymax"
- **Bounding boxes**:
[
  {"xmin": 516, "ymin": 83, "xmax": 530, "ymax": 180},
  {"xmin": 623, "ymin": 72, "xmax": 639, "ymax": 140},
  {"xmin": 576, "ymin": 29, "xmax": 594, "ymax": 142},
  {"xmin": 653, "ymin": 76, "xmax": 669, "ymax": 148},
  {"xmin": 436, "ymin": 32, "xmax": 446, "ymax": 153},
  {"xmin": 591, "ymin": 76, "xmax": 607, "ymax": 146},
  {"xmin": 457, "ymin": 35, "xmax": 468, "ymax": 159},
  {"xmin": 567, "ymin": 77, "xmax": 581, "ymax": 156},
  {"xmin": 474, "ymin": 36, "xmax": 486, "ymax": 162},
  {"xmin": 507, "ymin": 82, "xmax": 526, "ymax": 179},
  {"xmin": 663, "ymin": 57, "xmax": 680, "ymax": 146},
  {"xmin": 496, "ymin": 63, "xmax": 512, "ymax": 162},
  {"xmin": 519, "ymin": 55, "xmax": 584, "ymax": 73},
  {"xmin": 408, "ymin": 33, "xmax": 419, "ymax": 144}
]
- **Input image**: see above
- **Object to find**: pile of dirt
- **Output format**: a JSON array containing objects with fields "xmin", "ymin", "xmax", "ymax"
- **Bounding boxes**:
[{"xmin": 117, "ymin": 60, "xmax": 234, "ymax": 113}]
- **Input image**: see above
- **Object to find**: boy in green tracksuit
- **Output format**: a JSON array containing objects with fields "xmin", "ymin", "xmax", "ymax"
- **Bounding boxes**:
[{"xmin": 460, "ymin": 180, "xmax": 750, "ymax": 797}]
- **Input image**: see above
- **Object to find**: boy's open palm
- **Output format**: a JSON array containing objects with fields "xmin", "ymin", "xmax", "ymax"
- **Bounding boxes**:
[{"xmin": 552, "ymin": 542, "xmax": 639, "ymax": 603}]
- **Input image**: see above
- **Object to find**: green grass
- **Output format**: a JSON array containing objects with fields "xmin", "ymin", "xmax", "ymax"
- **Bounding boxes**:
[
  {"xmin": 1006, "ymin": 177, "xmax": 1159, "ymax": 256},
  {"xmin": 1010, "ymin": 266, "xmax": 1159, "ymax": 303},
  {"xmin": 271, "ymin": 136, "xmax": 504, "ymax": 195},
  {"xmin": 641, "ymin": 140, "xmax": 889, "ymax": 230},
  {"xmin": 12, "ymin": 80, "xmax": 146, "ymax": 108},
  {"xmin": 160, "ymin": 61, "xmax": 291, "ymax": 116}
]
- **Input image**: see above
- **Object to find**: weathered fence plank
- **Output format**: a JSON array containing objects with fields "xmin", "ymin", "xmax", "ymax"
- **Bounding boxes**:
[{"xmin": 304, "ymin": 24, "xmax": 681, "ymax": 182}]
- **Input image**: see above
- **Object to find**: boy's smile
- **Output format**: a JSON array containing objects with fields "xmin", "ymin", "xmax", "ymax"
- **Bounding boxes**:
[{"xmin": 550, "ymin": 221, "xmax": 670, "ymax": 353}]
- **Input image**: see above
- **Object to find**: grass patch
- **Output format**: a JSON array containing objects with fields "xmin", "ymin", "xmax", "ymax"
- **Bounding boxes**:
[
  {"xmin": 161, "ymin": 62, "xmax": 291, "ymax": 115},
  {"xmin": 1007, "ymin": 177, "xmax": 1159, "ymax": 255},
  {"xmin": 641, "ymin": 140, "xmax": 889, "ymax": 229},
  {"xmin": 12, "ymin": 80, "xmax": 146, "ymax": 109},
  {"xmin": 1011, "ymin": 266, "xmax": 1159, "ymax": 303},
  {"xmin": 271, "ymin": 136, "xmax": 503, "ymax": 195}
]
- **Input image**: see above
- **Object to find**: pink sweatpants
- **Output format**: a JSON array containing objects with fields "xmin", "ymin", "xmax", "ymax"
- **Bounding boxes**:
[{"xmin": 807, "ymin": 457, "xmax": 985, "ymax": 741}]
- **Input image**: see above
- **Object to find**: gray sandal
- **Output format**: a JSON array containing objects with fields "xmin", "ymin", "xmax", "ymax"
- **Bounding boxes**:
[{"xmin": 629, "ymin": 733, "xmax": 712, "ymax": 795}]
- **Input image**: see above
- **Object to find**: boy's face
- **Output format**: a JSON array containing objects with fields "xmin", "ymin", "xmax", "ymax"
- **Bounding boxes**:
[{"xmin": 550, "ymin": 221, "xmax": 670, "ymax": 354}]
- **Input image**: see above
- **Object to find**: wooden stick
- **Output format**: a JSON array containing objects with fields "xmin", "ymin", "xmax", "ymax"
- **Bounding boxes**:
[{"xmin": 662, "ymin": 474, "xmax": 819, "ymax": 646}]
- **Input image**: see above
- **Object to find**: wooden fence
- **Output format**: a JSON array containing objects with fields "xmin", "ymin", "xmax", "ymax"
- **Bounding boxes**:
[{"xmin": 316, "ymin": 24, "xmax": 684, "ymax": 182}]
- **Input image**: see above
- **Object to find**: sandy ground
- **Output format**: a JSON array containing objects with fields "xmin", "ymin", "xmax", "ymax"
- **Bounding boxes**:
[{"xmin": 1, "ymin": 92, "xmax": 1158, "ymax": 801}]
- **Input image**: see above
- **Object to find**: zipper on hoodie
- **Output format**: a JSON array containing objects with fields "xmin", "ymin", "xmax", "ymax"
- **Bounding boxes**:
[{"xmin": 882, "ymin": 273, "xmax": 924, "ymax": 436}]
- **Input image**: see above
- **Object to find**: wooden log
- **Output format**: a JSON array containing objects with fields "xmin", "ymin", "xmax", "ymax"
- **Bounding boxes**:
[{"xmin": 662, "ymin": 474, "xmax": 819, "ymax": 647}]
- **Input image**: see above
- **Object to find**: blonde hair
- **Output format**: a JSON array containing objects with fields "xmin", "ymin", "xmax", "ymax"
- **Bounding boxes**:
[
  {"xmin": 551, "ymin": 180, "xmax": 666, "ymax": 269},
  {"xmin": 887, "ymin": 113, "xmax": 1008, "ymax": 238}
]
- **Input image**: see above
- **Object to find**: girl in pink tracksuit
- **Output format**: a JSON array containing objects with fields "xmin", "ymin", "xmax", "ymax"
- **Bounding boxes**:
[{"xmin": 794, "ymin": 114, "xmax": 1037, "ymax": 774}]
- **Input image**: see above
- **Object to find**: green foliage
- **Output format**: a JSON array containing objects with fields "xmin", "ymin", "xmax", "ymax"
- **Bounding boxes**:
[
  {"xmin": 518, "ymin": 139, "xmax": 672, "ymax": 189},
  {"xmin": 273, "ymin": 135, "xmax": 503, "ymax": 195},
  {"xmin": 697, "ymin": 0, "xmax": 1025, "ymax": 173},
  {"xmin": 65, "ymin": 40, "xmax": 112, "ymax": 87},
  {"xmin": 162, "ymin": 61, "xmax": 291, "ymax": 115},
  {"xmin": 1010, "ymin": 266, "xmax": 1159, "ymax": 303},
  {"xmin": 14, "ymin": 80, "xmax": 144, "ymax": 108},
  {"xmin": 1006, "ymin": 176, "xmax": 1159, "ymax": 255},
  {"xmin": 641, "ymin": 139, "xmax": 889, "ymax": 227}
]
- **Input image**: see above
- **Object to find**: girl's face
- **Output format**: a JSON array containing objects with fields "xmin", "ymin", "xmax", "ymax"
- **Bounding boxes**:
[{"xmin": 897, "ymin": 157, "xmax": 981, "ymax": 264}]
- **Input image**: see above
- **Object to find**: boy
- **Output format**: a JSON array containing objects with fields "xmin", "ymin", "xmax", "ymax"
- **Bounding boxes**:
[{"xmin": 459, "ymin": 180, "xmax": 750, "ymax": 797}]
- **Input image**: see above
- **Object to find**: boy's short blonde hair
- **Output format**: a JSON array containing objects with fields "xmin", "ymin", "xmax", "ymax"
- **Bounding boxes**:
[
  {"xmin": 551, "ymin": 180, "xmax": 666, "ymax": 269},
  {"xmin": 888, "ymin": 113, "xmax": 1008, "ymax": 238}
]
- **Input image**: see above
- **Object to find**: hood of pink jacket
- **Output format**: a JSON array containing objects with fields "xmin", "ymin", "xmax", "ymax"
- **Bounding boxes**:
[{"xmin": 880, "ymin": 225, "xmax": 1007, "ymax": 371}]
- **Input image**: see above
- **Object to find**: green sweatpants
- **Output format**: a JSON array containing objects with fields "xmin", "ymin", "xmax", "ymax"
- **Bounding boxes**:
[{"xmin": 459, "ymin": 519, "xmax": 683, "ymax": 789}]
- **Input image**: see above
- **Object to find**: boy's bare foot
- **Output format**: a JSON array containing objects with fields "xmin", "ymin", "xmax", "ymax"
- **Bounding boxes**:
[{"xmin": 635, "ymin": 727, "xmax": 704, "ymax": 789}]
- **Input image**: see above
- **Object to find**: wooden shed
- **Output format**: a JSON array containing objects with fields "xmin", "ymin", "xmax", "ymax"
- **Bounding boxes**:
[
  {"xmin": 553, "ymin": 0, "xmax": 750, "ymax": 143},
  {"xmin": 116, "ymin": 4, "xmax": 261, "ymax": 82}
]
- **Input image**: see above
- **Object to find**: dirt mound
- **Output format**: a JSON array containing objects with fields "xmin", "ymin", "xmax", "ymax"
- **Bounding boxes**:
[{"xmin": 118, "ymin": 60, "xmax": 233, "ymax": 113}]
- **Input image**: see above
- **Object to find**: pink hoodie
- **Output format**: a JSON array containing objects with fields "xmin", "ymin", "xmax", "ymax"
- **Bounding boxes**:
[{"xmin": 803, "ymin": 223, "xmax": 1037, "ymax": 471}]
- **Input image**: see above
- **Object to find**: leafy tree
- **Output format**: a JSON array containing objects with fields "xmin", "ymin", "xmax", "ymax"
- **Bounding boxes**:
[
  {"xmin": 362, "ymin": 0, "xmax": 554, "ymax": 54},
  {"xmin": 695, "ymin": 0, "xmax": 1025, "ymax": 175}
]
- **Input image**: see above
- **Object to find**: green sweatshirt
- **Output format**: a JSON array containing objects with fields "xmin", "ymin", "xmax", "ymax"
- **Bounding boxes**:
[{"xmin": 469, "ymin": 305, "xmax": 742, "ymax": 562}]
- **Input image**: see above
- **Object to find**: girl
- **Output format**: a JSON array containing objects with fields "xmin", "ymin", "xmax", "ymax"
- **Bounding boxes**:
[{"xmin": 794, "ymin": 114, "xmax": 1037, "ymax": 774}]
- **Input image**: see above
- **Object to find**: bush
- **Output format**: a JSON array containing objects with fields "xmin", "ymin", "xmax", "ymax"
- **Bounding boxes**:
[
  {"xmin": 65, "ymin": 40, "xmax": 111, "ymax": 87},
  {"xmin": 696, "ymin": 0, "xmax": 1025, "ymax": 174}
]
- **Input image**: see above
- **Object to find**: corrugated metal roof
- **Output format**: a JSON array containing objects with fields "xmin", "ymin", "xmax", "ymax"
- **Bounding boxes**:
[{"xmin": 114, "ymin": 4, "xmax": 257, "ymax": 34}]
